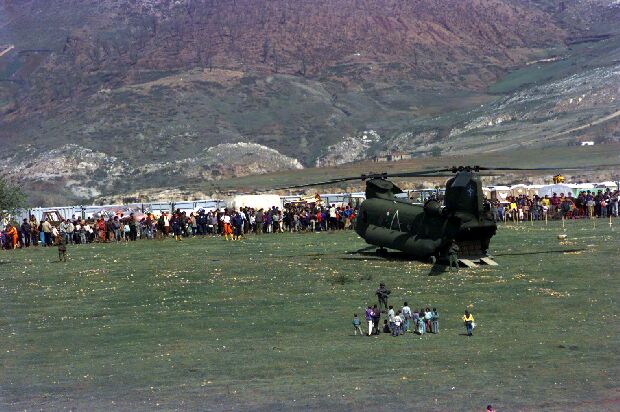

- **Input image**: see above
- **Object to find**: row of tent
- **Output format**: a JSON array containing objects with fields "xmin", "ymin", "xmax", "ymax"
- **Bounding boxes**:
[
  {"xmin": 485, "ymin": 181, "xmax": 619, "ymax": 203},
  {"xmin": 10, "ymin": 182, "xmax": 619, "ymax": 224}
]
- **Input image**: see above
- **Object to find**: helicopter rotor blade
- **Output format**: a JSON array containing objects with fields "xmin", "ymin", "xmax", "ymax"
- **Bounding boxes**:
[
  {"xmin": 262, "ymin": 169, "xmax": 457, "ymax": 192},
  {"xmin": 382, "ymin": 168, "xmax": 454, "ymax": 178},
  {"xmin": 385, "ymin": 173, "xmax": 458, "ymax": 178},
  {"xmin": 268, "ymin": 175, "xmax": 362, "ymax": 191},
  {"xmin": 477, "ymin": 164, "xmax": 620, "ymax": 172}
]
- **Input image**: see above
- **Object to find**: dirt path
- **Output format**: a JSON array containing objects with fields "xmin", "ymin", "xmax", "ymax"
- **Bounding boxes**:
[
  {"xmin": 551, "ymin": 109, "xmax": 620, "ymax": 141},
  {"xmin": 0, "ymin": 44, "xmax": 15, "ymax": 57}
]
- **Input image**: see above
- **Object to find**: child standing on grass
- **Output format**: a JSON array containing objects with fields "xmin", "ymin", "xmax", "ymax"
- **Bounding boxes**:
[
  {"xmin": 463, "ymin": 310, "xmax": 475, "ymax": 336},
  {"xmin": 393, "ymin": 311, "xmax": 402, "ymax": 336},
  {"xmin": 382, "ymin": 319, "xmax": 390, "ymax": 334},
  {"xmin": 417, "ymin": 309, "xmax": 426, "ymax": 335},
  {"xmin": 398, "ymin": 310, "xmax": 405, "ymax": 335},
  {"xmin": 352, "ymin": 314, "xmax": 363, "ymax": 336},
  {"xmin": 387, "ymin": 305, "xmax": 395, "ymax": 335},
  {"xmin": 431, "ymin": 308, "xmax": 439, "ymax": 334}
]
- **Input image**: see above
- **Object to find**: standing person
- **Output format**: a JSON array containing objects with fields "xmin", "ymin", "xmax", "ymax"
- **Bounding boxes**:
[
  {"xmin": 371, "ymin": 304, "xmax": 381, "ymax": 335},
  {"xmin": 315, "ymin": 209, "xmax": 322, "ymax": 232},
  {"xmin": 402, "ymin": 302, "xmax": 412, "ymax": 333},
  {"xmin": 41, "ymin": 218, "xmax": 53, "ymax": 246},
  {"xmin": 66, "ymin": 219, "xmax": 75, "ymax": 244},
  {"xmin": 365, "ymin": 306, "xmax": 374, "ymax": 336},
  {"xmin": 232, "ymin": 212, "xmax": 243, "ymax": 241},
  {"xmin": 112, "ymin": 217, "xmax": 121, "ymax": 242},
  {"xmin": 412, "ymin": 308, "xmax": 420, "ymax": 334},
  {"xmin": 107, "ymin": 217, "xmax": 116, "ymax": 243},
  {"xmin": 424, "ymin": 307, "xmax": 433, "ymax": 333},
  {"xmin": 59, "ymin": 219, "xmax": 68, "ymax": 244},
  {"xmin": 376, "ymin": 283, "xmax": 391, "ymax": 312},
  {"xmin": 352, "ymin": 313, "xmax": 363, "ymax": 336},
  {"xmin": 96, "ymin": 218, "xmax": 106, "ymax": 242},
  {"xmin": 79, "ymin": 220, "xmax": 87, "ymax": 244},
  {"xmin": 417, "ymin": 309, "xmax": 426, "ymax": 335},
  {"xmin": 254, "ymin": 210, "xmax": 263, "ymax": 234},
  {"xmin": 463, "ymin": 310, "xmax": 475, "ymax": 336},
  {"xmin": 221, "ymin": 211, "xmax": 232, "ymax": 241},
  {"xmin": 272, "ymin": 210, "xmax": 280, "ymax": 233},
  {"xmin": 144, "ymin": 214, "xmax": 153, "ymax": 239},
  {"xmin": 448, "ymin": 240, "xmax": 459, "ymax": 271},
  {"xmin": 171, "ymin": 215, "xmax": 182, "ymax": 241},
  {"xmin": 123, "ymin": 221, "xmax": 130, "ymax": 243},
  {"xmin": 431, "ymin": 308, "xmax": 439, "ymax": 334},
  {"xmin": 29, "ymin": 215, "xmax": 39, "ymax": 247},
  {"xmin": 128, "ymin": 213, "xmax": 138, "ymax": 241},
  {"xmin": 190, "ymin": 213, "xmax": 197, "ymax": 236},
  {"xmin": 20, "ymin": 219, "xmax": 31, "ymax": 248},
  {"xmin": 393, "ymin": 310, "xmax": 403, "ymax": 336},
  {"xmin": 329, "ymin": 204, "xmax": 337, "ymax": 230},
  {"xmin": 157, "ymin": 214, "xmax": 165, "ymax": 239},
  {"xmin": 5, "ymin": 223, "xmax": 18, "ymax": 249},
  {"xmin": 387, "ymin": 305, "xmax": 396, "ymax": 335},
  {"xmin": 163, "ymin": 212, "xmax": 170, "ymax": 237}
]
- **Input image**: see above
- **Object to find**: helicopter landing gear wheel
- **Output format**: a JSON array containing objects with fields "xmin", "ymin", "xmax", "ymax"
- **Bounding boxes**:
[
  {"xmin": 376, "ymin": 248, "xmax": 388, "ymax": 257},
  {"xmin": 430, "ymin": 256, "xmax": 437, "ymax": 264}
]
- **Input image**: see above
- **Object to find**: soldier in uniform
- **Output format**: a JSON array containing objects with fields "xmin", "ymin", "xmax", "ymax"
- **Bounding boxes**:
[
  {"xmin": 448, "ymin": 239, "xmax": 459, "ymax": 271},
  {"xmin": 375, "ymin": 283, "xmax": 391, "ymax": 312}
]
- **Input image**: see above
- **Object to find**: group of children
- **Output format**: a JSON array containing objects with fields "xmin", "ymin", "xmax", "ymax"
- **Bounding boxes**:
[{"xmin": 353, "ymin": 303, "xmax": 439, "ymax": 337}]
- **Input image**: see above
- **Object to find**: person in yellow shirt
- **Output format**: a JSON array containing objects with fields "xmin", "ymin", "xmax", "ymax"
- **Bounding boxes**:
[
  {"xmin": 463, "ymin": 310, "xmax": 475, "ymax": 336},
  {"xmin": 509, "ymin": 201, "xmax": 518, "ymax": 222}
]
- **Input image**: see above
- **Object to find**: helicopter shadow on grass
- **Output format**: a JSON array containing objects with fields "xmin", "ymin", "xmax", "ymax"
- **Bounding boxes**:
[
  {"xmin": 492, "ymin": 248, "xmax": 586, "ymax": 257},
  {"xmin": 342, "ymin": 247, "xmax": 450, "ymax": 276}
]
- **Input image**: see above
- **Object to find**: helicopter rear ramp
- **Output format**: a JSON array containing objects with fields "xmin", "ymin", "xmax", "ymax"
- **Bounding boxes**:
[{"xmin": 459, "ymin": 257, "xmax": 498, "ymax": 268}]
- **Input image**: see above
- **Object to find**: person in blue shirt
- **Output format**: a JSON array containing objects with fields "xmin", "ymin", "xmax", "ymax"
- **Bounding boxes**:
[
  {"xmin": 352, "ymin": 314, "xmax": 363, "ymax": 336},
  {"xmin": 431, "ymin": 308, "xmax": 439, "ymax": 334}
]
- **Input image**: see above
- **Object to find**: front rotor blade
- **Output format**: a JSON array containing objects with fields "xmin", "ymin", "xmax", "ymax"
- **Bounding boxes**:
[
  {"xmin": 478, "ymin": 164, "xmax": 620, "ymax": 172},
  {"xmin": 267, "ymin": 175, "xmax": 362, "ymax": 191}
]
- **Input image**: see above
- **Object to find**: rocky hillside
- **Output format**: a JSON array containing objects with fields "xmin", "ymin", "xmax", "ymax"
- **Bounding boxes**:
[{"xmin": 0, "ymin": 0, "xmax": 619, "ymax": 204}]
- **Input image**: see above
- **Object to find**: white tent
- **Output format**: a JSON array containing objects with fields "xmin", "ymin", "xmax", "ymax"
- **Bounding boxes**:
[
  {"xmin": 538, "ymin": 184, "xmax": 576, "ymax": 197},
  {"xmin": 489, "ymin": 186, "xmax": 511, "ymax": 202},
  {"xmin": 232, "ymin": 194, "xmax": 282, "ymax": 211}
]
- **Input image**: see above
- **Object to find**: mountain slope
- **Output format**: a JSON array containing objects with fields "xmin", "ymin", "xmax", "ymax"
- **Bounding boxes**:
[{"xmin": 0, "ymin": 0, "xmax": 619, "ymax": 205}]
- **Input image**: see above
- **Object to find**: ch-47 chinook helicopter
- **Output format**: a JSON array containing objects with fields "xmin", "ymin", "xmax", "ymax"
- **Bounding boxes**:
[{"xmin": 272, "ymin": 164, "xmax": 615, "ymax": 265}]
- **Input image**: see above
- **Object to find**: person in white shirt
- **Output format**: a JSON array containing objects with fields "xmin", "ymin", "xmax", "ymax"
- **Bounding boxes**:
[
  {"xmin": 221, "ymin": 212, "xmax": 232, "ymax": 241},
  {"xmin": 402, "ymin": 302, "xmax": 412, "ymax": 333},
  {"xmin": 387, "ymin": 305, "xmax": 395, "ymax": 334},
  {"xmin": 424, "ymin": 307, "xmax": 433, "ymax": 334},
  {"xmin": 393, "ymin": 310, "xmax": 402, "ymax": 336}
]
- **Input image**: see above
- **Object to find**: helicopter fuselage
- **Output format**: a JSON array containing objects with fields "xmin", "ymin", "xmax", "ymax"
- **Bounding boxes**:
[{"xmin": 354, "ymin": 177, "xmax": 497, "ymax": 259}]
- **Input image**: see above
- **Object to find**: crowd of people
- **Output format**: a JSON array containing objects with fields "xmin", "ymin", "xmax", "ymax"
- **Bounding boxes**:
[
  {"xmin": 490, "ymin": 188, "xmax": 619, "ymax": 222},
  {"xmin": 355, "ymin": 303, "xmax": 440, "ymax": 337},
  {"xmin": 2, "ymin": 187, "xmax": 618, "ymax": 250},
  {"xmin": 353, "ymin": 283, "xmax": 476, "ymax": 337},
  {"xmin": 0, "ymin": 204, "xmax": 358, "ymax": 249}
]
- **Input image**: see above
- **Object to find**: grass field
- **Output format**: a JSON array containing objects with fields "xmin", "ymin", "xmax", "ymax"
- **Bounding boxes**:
[{"xmin": 1, "ymin": 219, "xmax": 619, "ymax": 411}]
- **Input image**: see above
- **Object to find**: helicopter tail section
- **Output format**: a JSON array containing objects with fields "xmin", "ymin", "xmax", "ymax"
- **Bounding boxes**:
[{"xmin": 365, "ymin": 179, "xmax": 403, "ymax": 200}]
